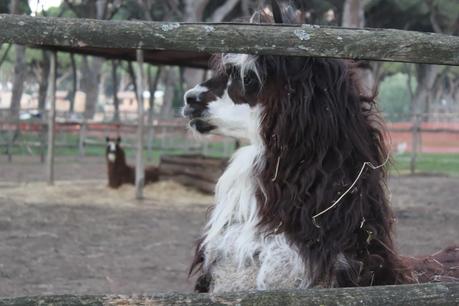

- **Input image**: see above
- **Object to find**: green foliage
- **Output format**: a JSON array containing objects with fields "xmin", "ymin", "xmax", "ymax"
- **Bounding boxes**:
[
  {"xmin": 378, "ymin": 73, "xmax": 415, "ymax": 122},
  {"xmin": 391, "ymin": 153, "xmax": 459, "ymax": 176}
]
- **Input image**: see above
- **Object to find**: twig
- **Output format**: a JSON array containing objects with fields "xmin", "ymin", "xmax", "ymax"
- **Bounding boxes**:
[{"xmin": 312, "ymin": 154, "xmax": 390, "ymax": 225}]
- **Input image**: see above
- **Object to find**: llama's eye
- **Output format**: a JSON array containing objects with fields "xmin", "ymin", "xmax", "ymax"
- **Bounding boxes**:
[
  {"xmin": 225, "ymin": 66, "xmax": 238, "ymax": 78},
  {"xmin": 243, "ymin": 73, "xmax": 259, "ymax": 91}
]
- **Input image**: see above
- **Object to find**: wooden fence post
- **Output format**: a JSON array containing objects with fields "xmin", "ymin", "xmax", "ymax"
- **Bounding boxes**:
[
  {"xmin": 410, "ymin": 113, "xmax": 419, "ymax": 174},
  {"xmin": 135, "ymin": 49, "xmax": 145, "ymax": 199},
  {"xmin": 39, "ymin": 120, "xmax": 46, "ymax": 163},
  {"xmin": 46, "ymin": 51, "xmax": 57, "ymax": 185},
  {"xmin": 78, "ymin": 121, "xmax": 86, "ymax": 160}
]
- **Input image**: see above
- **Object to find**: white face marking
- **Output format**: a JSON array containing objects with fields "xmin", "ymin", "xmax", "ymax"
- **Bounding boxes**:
[
  {"xmin": 107, "ymin": 141, "xmax": 117, "ymax": 162},
  {"xmin": 182, "ymin": 85, "xmax": 210, "ymax": 117},
  {"xmin": 184, "ymin": 54, "xmax": 262, "ymax": 142},
  {"xmin": 183, "ymin": 85, "xmax": 208, "ymax": 105},
  {"xmin": 107, "ymin": 153, "xmax": 116, "ymax": 162},
  {"xmin": 206, "ymin": 90, "xmax": 262, "ymax": 143}
]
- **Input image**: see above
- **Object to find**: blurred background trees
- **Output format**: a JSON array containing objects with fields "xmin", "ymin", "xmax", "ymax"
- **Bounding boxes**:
[{"xmin": 0, "ymin": 0, "xmax": 457, "ymax": 122}]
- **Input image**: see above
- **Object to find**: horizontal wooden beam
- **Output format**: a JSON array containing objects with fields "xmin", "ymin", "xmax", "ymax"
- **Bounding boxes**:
[
  {"xmin": 0, "ymin": 14, "xmax": 458, "ymax": 65},
  {"xmin": 0, "ymin": 283, "xmax": 457, "ymax": 305}
]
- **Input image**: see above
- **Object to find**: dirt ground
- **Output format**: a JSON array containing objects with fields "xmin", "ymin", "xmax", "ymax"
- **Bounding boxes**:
[{"xmin": 0, "ymin": 156, "xmax": 458, "ymax": 297}]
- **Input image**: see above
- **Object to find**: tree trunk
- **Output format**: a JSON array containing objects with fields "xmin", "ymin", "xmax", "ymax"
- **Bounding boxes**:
[
  {"xmin": 342, "ymin": 0, "xmax": 365, "ymax": 28},
  {"xmin": 8, "ymin": 0, "xmax": 26, "ymax": 119},
  {"xmin": 38, "ymin": 51, "xmax": 50, "ymax": 163},
  {"xmin": 9, "ymin": 46, "xmax": 26, "ymax": 118},
  {"xmin": 112, "ymin": 60, "xmax": 120, "ymax": 122},
  {"xmin": 135, "ymin": 49, "xmax": 145, "ymax": 200},
  {"xmin": 68, "ymin": 53, "xmax": 77, "ymax": 114},
  {"xmin": 160, "ymin": 67, "xmax": 177, "ymax": 118},
  {"xmin": 128, "ymin": 60, "xmax": 139, "ymax": 102},
  {"xmin": 342, "ymin": 0, "xmax": 375, "ymax": 96},
  {"xmin": 80, "ymin": 56, "xmax": 103, "ymax": 119},
  {"xmin": 410, "ymin": 64, "xmax": 439, "ymax": 174},
  {"xmin": 210, "ymin": 0, "xmax": 240, "ymax": 22},
  {"xmin": 0, "ymin": 44, "xmax": 12, "ymax": 68},
  {"xmin": 146, "ymin": 65, "xmax": 162, "ymax": 161}
]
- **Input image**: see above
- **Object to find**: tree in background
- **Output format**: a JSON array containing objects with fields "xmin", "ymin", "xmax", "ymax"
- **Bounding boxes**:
[
  {"xmin": 63, "ymin": 0, "xmax": 121, "ymax": 120},
  {"xmin": 366, "ymin": 0, "xmax": 459, "ymax": 120},
  {"xmin": 1, "ymin": 0, "xmax": 456, "ymax": 123},
  {"xmin": 8, "ymin": 0, "xmax": 30, "ymax": 119}
]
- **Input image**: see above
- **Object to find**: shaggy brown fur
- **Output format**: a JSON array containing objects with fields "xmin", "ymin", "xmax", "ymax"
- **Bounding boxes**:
[
  {"xmin": 188, "ymin": 1, "xmax": 457, "ymax": 292},
  {"xmin": 105, "ymin": 137, "xmax": 159, "ymax": 188}
]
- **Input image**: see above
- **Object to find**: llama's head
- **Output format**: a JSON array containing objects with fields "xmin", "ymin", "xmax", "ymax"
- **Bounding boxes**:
[
  {"xmin": 105, "ymin": 136, "xmax": 122, "ymax": 163},
  {"xmin": 182, "ymin": 5, "xmax": 334, "ymax": 144},
  {"xmin": 182, "ymin": 54, "xmax": 263, "ymax": 141}
]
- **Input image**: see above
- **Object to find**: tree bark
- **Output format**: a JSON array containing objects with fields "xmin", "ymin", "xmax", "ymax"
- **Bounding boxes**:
[
  {"xmin": 0, "ymin": 282, "xmax": 457, "ymax": 305},
  {"xmin": 342, "ymin": 0, "xmax": 365, "ymax": 28},
  {"xmin": 160, "ymin": 67, "xmax": 177, "ymax": 118},
  {"xmin": 410, "ymin": 64, "xmax": 439, "ymax": 174},
  {"xmin": 135, "ymin": 49, "xmax": 145, "ymax": 200},
  {"xmin": 9, "ymin": 45, "xmax": 26, "ymax": 118},
  {"xmin": 342, "ymin": 0, "xmax": 375, "ymax": 95},
  {"xmin": 68, "ymin": 53, "xmax": 77, "ymax": 114},
  {"xmin": 146, "ymin": 65, "xmax": 161, "ymax": 160},
  {"xmin": 112, "ymin": 60, "xmax": 120, "ymax": 122},
  {"xmin": 0, "ymin": 43, "xmax": 12, "ymax": 68},
  {"xmin": 80, "ymin": 55, "xmax": 103, "ymax": 119},
  {"xmin": 2, "ymin": 15, "xmax": 457, "ymax": 65},
  {"xmin": 8, "ymin": 0, "xmax": 26, "ymax": 119},
  {"xmin": 46, "ymin": 52, "xmax": 57, "ymax": 185},
  {"xmin": 37, "ymin": 51, "xmax": 50, "ymax": 163}
]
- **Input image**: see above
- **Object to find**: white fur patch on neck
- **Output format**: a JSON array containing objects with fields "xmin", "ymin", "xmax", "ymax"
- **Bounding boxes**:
[{"xmin": 201, "ymin": 129, "xmax": 310, "ymax": 292}]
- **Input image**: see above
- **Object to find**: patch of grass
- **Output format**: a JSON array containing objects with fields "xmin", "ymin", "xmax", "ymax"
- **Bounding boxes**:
[
  {"xmin": 4, "ymin": 132, "xmax": 457, "ymax": 176},
  {"xmin": 390, "ymin": 153, "xmax": 459, "ymax": 176},
  {"xmin": 2, "ymin": 132, "xmax": 233, "ymax": 163}
]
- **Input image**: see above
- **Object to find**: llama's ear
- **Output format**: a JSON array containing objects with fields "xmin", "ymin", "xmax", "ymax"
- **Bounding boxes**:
[
  {"xmin": 270, "ymin": 0, "xmax": 283, "ymax": 24},
  {"xmin": 116, "ymin": 136, "xmax": 121, "ymax": 144},
  {"xmin": 105, "ymin": 136, "xmax": 110, "ymax": 142}
]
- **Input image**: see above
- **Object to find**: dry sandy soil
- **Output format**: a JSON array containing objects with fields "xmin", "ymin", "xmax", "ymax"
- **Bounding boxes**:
[{"xmin": 0, "ymin": 156, "xmax": 457, "ymax": 297}]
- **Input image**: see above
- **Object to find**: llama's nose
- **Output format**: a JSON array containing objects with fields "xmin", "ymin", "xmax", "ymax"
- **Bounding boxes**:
[{"xmin": 184, "ymin": 90, "xmax": 202, "ymax": 106}]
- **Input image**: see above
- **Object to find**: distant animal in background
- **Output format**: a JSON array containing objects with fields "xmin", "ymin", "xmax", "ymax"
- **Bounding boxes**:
[{"xmin": 105, "ymin": 137, "xmax": 160, "ymax": 188}]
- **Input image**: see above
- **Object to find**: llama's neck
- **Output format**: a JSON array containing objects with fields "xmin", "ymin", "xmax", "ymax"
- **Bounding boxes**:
[{"xmin": 203, "ymin": 144, "xmax": 264, "ymax": 251}]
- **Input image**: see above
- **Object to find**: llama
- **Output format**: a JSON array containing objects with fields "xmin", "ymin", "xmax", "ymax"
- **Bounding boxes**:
[
  {"xmin": 105, "ymin": 136, "xmax": 159, "ymax": 188},
  {"xmin": 183, "ymin": 4, "xmax": 412, "ymax": 293}
]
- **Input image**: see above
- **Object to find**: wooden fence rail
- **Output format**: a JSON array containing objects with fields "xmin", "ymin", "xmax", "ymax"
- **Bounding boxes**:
[
  {"xmin": 0, "ymin": 14, "xmax": 458, "ymax": 65},
  {"xmin": 0, "ymin": 282, "xmax": 457, "ymax": 306}
]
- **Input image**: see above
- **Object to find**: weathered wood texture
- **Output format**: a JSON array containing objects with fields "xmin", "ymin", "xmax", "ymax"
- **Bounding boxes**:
[
  {"xmin": 46, "ymin": 51, "xmax": 57, "ymax": 185},
  {"xmin": 0, "ymin": 14, "xmax": 458, "ymax": 65},
  {"xmin": 159, "ymin": 154, "xmax": 227, "ymax": 194},
  {"xmin": 135, "ymin": 49, "xmax": 145, "ymax": 199},
  {"xmin": 0, "ymin": 282, "xmax": 457, "ymax": 305}
]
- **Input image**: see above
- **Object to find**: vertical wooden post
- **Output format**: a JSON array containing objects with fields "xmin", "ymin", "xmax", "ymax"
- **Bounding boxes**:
[
  {"xmin": 78, "ymin": 120, "xmax": 86, "ymax": 159},
  {"xmin": 39, "ymin": 120, "xmax": 46, "ymax": 163},
  {"xmin": 46, "ymin": 51, "xmax": 57, "ymax": 185},
  {"xmin": 147, "ymin": 66, "xmax": 161, "ymax": 161},
  {"xmin": 135, "ymin": 49, "xmax": 145, "ymax": 199},
  {"xmin": 410, "ymin": 113, "xmax": 421, "ymax": 174}
]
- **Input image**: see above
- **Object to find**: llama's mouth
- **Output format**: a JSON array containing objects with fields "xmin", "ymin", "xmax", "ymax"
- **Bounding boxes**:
[
  {"xmin": 107, "ymin": 153, "xmax": 116, "ymax": 162},
  {"xmin": 189, "ymin": 118, "xmax": 216, "ymax": 134}
]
